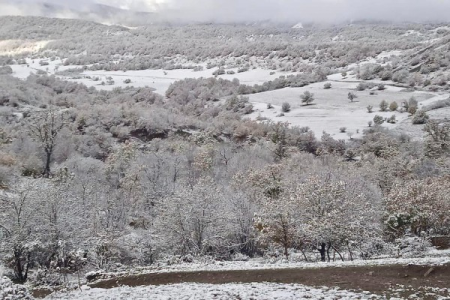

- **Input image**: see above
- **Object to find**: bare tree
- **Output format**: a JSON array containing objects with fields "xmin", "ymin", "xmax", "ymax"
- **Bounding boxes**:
[
  {"xmin": 0, "ymin": 180, "xmax": 39, "ymax": 283},
  {"xmin": 28, "ymin": 110, "xmax": 67, "ymax": 177}
]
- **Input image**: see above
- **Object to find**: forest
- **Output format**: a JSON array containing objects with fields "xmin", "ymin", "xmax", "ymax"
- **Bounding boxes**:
[{"xmin": 0, "ymin": 15, "xmax": 450, "ymax": 299}]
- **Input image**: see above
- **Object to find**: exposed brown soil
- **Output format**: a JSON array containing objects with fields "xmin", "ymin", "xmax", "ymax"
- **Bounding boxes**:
[{"xmin": 83, "ymin": 263, "xmax": 450, "ymax": 299}]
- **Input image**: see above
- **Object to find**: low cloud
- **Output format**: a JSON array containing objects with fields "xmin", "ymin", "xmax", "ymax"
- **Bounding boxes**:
[
  {"xmin": 158, "ymin": 0, "xmax": 450, "ymax": 23},
  {"xmin": 2, "ymin": 0, "xmax": 450, "ymax": 23}
]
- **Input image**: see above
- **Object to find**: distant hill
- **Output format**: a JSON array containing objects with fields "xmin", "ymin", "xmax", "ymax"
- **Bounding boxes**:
[{"xmin": 0, "ymin": 1, "xmax": 160, "ymax": 26}]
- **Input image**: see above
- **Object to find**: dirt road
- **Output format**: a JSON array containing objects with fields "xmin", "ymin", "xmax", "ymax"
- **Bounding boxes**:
[{"xmin": 86, "ymin": 263, "xmax": 450, "ymax": 299}]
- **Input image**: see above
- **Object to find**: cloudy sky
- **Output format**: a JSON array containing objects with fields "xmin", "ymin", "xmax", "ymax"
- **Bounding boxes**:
[{"xmin": 2, "ymin": 0, "xmax": 450, "ymax": 23}]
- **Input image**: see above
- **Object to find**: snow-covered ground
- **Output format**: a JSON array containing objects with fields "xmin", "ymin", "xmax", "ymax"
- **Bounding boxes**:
[
  {"xmin": 81, "ymin": 249, "xmax": 450, "ymax": 280},
  {"xmin": 0, "ymin": 40, "xmax": 52, "ymax": 56},
  {"xmin": 43, "ymin": 251, "xmax": 450, "ymax": 299},
  {"xmin": 46, "ymin": 282, "xmax": 381, "ymax": 300},
  {"xmin": 78, "ymin": 68, "xmax": 292, "ymax": 95},
  {"xmin": 246, "ymin": 80, "xmax": 438, "ymax": 140},
  {"xmin": 9, "ymin": 58, "xmax": 296, "ymax": 96}
]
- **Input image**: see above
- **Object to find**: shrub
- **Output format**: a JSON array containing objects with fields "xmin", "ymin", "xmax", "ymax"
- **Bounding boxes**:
[
  {"xmin": 0, "ymin": 66, "xmax": 13, "ymax": 75},
  {"xmin": 412, "ymin": 110, "xmax": 429, "ymax": 124},
  {"xmin": 300, "ymin": 91, "xmax": 314, "ymax": 105},
  {"xmin": 348, "ymin": 92, "xmax": 357, "ymax": 102},
  {"xmin": 380, "ymin": 100, "xmax": 388, "ymax": 112},
  {"xmin": 339, "ymin": 127, "xmax": 347, "ymax": 133},
  {"xmin": 368, "ymin": 121, "xmax": 373, "ymax": 127},
  {"xmin": 404, "ymin": 97, "xmax": 418, "ymax": 114},
  {"xmin": 356, "ymin": 83, "xmax": 367, "ymax": 91},
  {"xmin": 378, "ymin": 84, "xmax": 386, "ymax": 90},
  {"xmin": 373, "ymin": 115, "xmax": 385, "ymax": 125},
  {"xmin": 124, "ymin": 79, "xmax": 131, "ymax": 84},
  {"xmin": 386, "ymin": 115, "xmax": 397, "ymax": 124},
  {"xmin": 381, "ymin": 70, "xmax": 393, "ymax": 81},
  {"xmin": 389, "ymin": 101, "xmax": 398, "ymax": 111},
  {"xmin": 367, "ymin": 105, "xmax": 373, "ymax": 113},
  {"xmin": 344, "ymin": 148, "xmax": 357, "ymax": 161},
  {"xmin": 267, "ymin": 103, "xmax": 274, "ymax": 109},
  {"xmin": 281, "ymin": 102, "xmax": 291, "ymax": 112},
  {"xmin": 323, "ymin": 83, "xmax": 332, "ymax": 89},
  {"xmin": 213, "ymin": 68, "xmax": 226, "ymax": 76},
  {"xmin": 408, "ymin": 106, "xmax": 418, "ymax": 115}
]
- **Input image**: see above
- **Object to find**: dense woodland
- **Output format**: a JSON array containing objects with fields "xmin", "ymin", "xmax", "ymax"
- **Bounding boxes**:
[{"xmin": 0, "ymin": 16, "xmax": 449, "ymax": 290}]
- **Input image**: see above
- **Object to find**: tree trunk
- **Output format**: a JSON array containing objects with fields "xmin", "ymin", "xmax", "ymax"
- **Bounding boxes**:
[
  {"xmin": 326, "ymin": 242, "xmax": 332, "ymax": 262},
  {"xmin": 43, "ymin": 150, "xmax": 52, "ymax": 177},
  {"xmin": 347, "ymin": 242, "xmax": 354, "ymax": 261},
  {"xmin": 300, "ymin": 249, "xmax": 308, "ymax": 262},
  {"xmin": 319, "ymin": 243, "xmax": 326, "ymax": 262},
  {"xmin": 332, "ymin": 246, "xmax": 345, "ymax": 262},
  {"xmin": 14, "ymin": 249, "xmax": 28, "ymax": 283},
  {"xmin": 283, "ymin": 243, "xmax": 289, "ymax": 260}
]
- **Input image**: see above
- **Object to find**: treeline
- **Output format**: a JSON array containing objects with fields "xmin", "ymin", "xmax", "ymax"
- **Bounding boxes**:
[{"xmin": 0, "ymin": 72, "xmax": 449, "ymax": 287}]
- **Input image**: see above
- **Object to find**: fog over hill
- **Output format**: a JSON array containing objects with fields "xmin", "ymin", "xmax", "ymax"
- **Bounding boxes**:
[
  {"xmin": 2, "ymin": 0, "xmax": 450, "ymax": 25},
  {"xmin": 0, "ymin": 0, "xmax": 158, "ymax": 26}
]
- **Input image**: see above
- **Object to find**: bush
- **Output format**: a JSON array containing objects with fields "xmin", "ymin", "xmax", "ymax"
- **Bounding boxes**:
[
  {"xmin": 213, "ymin": 68, "xmax": 225, "ymax": 76},
  {"xmin": 378, "ymin": 84, "xmax": 386, "ymax": 90},
  {"xmin": 344, "ymin": 148, "xmax": 357, "ymax": 161},
  {"xmin": 281, "ymin": 102, "xmax": 291, "ymax": 112},
  {"xmin": 339, "ymin": 127, "xmax": 347, "ymax": 133},
  {"xmin": 408, "ymin": 106, "xmax": 418, "ymax": 115},
  {"xmin": 380, "ymin": 100, "xmax": 388, "ymax": 112},
  {"xmin": 0, "ymin": 66, "xmax": 13, "ymax": 75},
  {"xmin": 373, "ymin": 115, "xmax": 385, "ymax": 125},
  {"xmin": 356, "ymin": 83, "xmax": 367, "ymax": 91},
  {"xmin": 124, "ymin": 79, "xmax": 131, "ymax": 84},
  {"xmin": 323, "ymin": 83, "xmax": 332, "ymax": 89},
  {"xmin": 348, "ymin": 92, "xmax": 357, "ymax": 102},
  {"xmin": 404, "ymin": 97, "xmax": 418, "ymax": 114},
  {"xmin": 367, "ymin": 105, "xmax": 373, "ymax": 113},
  {"xmin": 300, "ymin": 91, "xmax": 314, "ymax": 105},
  {"xmin": 395, "ymin": 236, "xmax": 432, "ymax": 257},
  {"xmin": 0, "ymin": 277, "xmax": 33, "ymax": 300},
  {"xmin": 412, "ymin": 110, "xmax": 429, "ymax": 124},
  {"xmin": 389, "ymin": 101, "xmax": 398, "ymax": 111},
  {"xmin": 267, "ymin": 103, "xmax": 274, "ymax": 109},
  {"xmin": 386, "ymin": 115, "xmax": 397, "ymax": 124}
]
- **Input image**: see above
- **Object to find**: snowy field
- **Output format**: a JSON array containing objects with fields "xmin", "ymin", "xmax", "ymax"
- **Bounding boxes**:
[
  {"xmin": 9, "ymin": 58, "xmax": 449, "ymax": 140},
  {"xmin": 9, "ymin": 58, "xmax": 296, "ymax": 96},
  {"xmin": 46, "ymin": 283, "xmax": 381, "ymax": 300},
  {"xmin": 246, "ymin": 80, "xmax": 439, "ymax": 140},
  {"xmin": 81, "ymin": 249, "xmax": 450, "ymax": 281},
  {"xmin": 76, "ymin": 68, "xmax": 292, "ymax": 96}
]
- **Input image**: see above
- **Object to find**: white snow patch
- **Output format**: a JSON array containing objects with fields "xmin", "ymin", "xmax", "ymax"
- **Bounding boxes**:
[
  {"xmin": 46, "ymin": 282, "xmax": 381, "ymax": 300},
  {"xmin": 0, "ymin": 40, "xmax": 52, "ymax": 56},
  {"xmin": 68, "ymin": 68, "xmax": 296, "ymax": 95},
  {"xmin": 8, "ymin": 57, "xmax": 297, "ymax": 96},
  {"xmin": 246, "ymin": 83, "xmax": 434, "ymax": 140}
]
